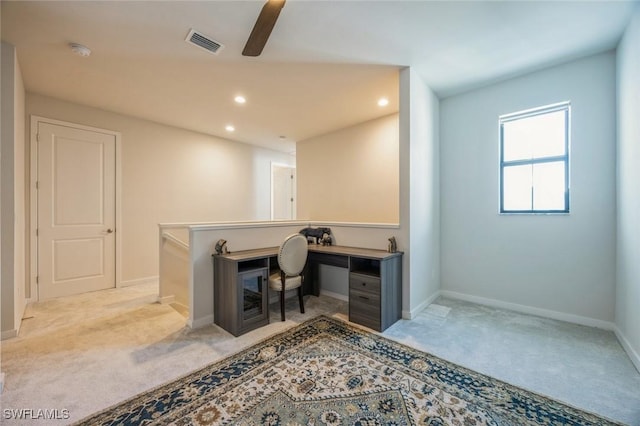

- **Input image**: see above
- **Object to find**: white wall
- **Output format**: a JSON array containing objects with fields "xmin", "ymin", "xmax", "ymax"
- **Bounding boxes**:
[
  {"xmin": 616, "ymin": 5, "xmax": 640, "ymax": 371},
  {"xmin": 440, "ymin": 52, "xmax": 617, "ymax": 324},
  {"xmin": 296, "ymin": 113, "xmax": 399, "ymax": 223},
  {"xmin": 398, "ymin": 68, "xmax": 441, "ymax": 317},
  {"xmin": 1, "ymin": 42, "xmax": 26, "ymax": 338},
  {"xmin": 26, "ymin": 94, "xmax": 294, "ymax": 286},
  {"xmin": 187, "ymin": 221, "xmax": 308, "ymax": 327}
]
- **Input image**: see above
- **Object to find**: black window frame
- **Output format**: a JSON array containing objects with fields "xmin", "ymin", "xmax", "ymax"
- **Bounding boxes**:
[{"xmin": 499, "ymin": 102, "xmax": 571, "ymax": 214}]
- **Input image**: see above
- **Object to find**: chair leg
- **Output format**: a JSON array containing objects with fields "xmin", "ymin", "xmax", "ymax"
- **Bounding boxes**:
[
  {"xmin": 297, "ymin": 286, "xmax": 305, "ymax": 314},
  {"xmin": 280, "ymin": 290, "xmax": 286, "ymax": 321}
]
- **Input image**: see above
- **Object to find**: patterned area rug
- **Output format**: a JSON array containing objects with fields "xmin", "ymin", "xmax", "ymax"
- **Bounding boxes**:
[{"xmin": 78, "ymin": 316, "xmax": 621, "ymax": 425}]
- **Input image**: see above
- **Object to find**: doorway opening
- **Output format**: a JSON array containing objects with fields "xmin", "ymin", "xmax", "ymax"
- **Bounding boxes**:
[{"xmin": 271, "ymin": 163, "xmax": 296, "ymax": 221}]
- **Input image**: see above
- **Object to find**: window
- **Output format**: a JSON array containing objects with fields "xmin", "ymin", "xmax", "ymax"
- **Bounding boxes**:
[{"xmin": 499, "ymin": 102, "xmax": 570, "ymax": 213}]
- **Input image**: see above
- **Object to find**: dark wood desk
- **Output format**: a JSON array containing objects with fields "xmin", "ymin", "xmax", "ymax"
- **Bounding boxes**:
[{"xmin": 213, "ymin": 245, "xmax": 403, "ymax": 336}]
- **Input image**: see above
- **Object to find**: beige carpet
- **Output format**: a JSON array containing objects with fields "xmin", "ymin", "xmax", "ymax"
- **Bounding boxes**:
[
  {"xmin": 2, "ymin": 283, "xmax": 638, "ymax": 425},
  {"xmin": 0, "ymin": 283, "xmax": 347, "ymax": 424}
]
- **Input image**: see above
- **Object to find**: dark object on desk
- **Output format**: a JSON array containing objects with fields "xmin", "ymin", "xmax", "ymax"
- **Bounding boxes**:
[
  {"xmin": 215, "ymin": 239, "xmax": 229, "ymax": 255},
  {"xmin": 319, "ymin": 233, "xmax": 332, "ymax": 246},
  {"xmin": 299, "ymin": 227, "xmax": 332, "ymax": 244},
  {"xmin": 388, "ymin": 237, "xmax": 397, "ymax": 253}
]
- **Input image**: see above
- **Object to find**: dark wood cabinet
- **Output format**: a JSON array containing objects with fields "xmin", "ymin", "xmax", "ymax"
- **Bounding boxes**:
[
  {"xmin": 214, "ymin": 245, "xmax": 402, "ymax": 336},
  {"xmin": 213, "ymin": 252, "xmax": 270, "ymax": 336},
  {"xmin": 348, "ymin": 254, "xmax": 402, "ymax": 332}
]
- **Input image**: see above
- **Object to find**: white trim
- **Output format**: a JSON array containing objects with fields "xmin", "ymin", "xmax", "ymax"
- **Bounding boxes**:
[
  {"xmin": 188, "ymin": 228, "xmax": 195, "ymax": 328},
  {"xmin": 29, "ymin": 118, "xmax": 38, "ymax": 301},
  {"xmin": 29, "ymin": 116, "xmax": 122, "ymax": 300},
  {"xmin": 311, "ymin": 221, "xmax": 400, "ymax": 229},
  {"xmin": 119, "ymin": 276, "xmax": 158, "ymax": 288},
  {"xmin": 189, "ymin": 314, "xmax": 214, "ymax": 329},
  {"xmin": 614, "ymin": 325, "xmax": 640, "ymax": 374},
  {"xmin": 162, "ymin": 232, "xmax": 189, "ymax": 251},
  {"xmin": 115, "ymin": 128, "xmax": 123, "ymax": 293},
  {"xmin": 499, "ymin": 100, "xmax": 571, "ymax": 121},
  {"xmin": 1, "ymin": 329, "xmax": 18, "ymax": 340},
  {"xmin": 440, "ymin": 290, "xmax": 615, "ymax": 330},
  {"xmin": 160, "ymin": 220, "xmax": 310, "ymax": 232},
  {"xmin": 320, "ymin": 289, "xmax": 348, "ymax": 302},
  {"xmin": 158, "ymin": 295, "xmax": 176, "ymax": 304},
  {"xmin": 403, "ymin": 290, "xmax": 441, "ymax": 320},
  {"xmin": 157, "ymin": 220, "xmax": 401, "ymax": 232},
  {"xmin": 13, "ymin": 302, "xmax": 26, "ymax": 338}
]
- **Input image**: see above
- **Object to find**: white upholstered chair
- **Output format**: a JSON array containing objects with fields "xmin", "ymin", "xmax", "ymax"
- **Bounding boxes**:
[{"xmin": 269, "ymin": 233, "xmax": 308, "ymax": 321}]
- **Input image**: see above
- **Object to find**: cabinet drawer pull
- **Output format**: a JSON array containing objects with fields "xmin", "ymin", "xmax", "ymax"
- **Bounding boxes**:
[
  {"xmin": 359, "ymin": 295, "xmax": 370, "ymax": 300},
  {"xmin": 361, "ymin": 282, "xmax": 366, "ymax": 287}
]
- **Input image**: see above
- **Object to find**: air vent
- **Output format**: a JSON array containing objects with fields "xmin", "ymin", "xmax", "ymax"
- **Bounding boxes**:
[{"xmin": 185, "ymin": 29, "xmax": 224, "ymax": 55}]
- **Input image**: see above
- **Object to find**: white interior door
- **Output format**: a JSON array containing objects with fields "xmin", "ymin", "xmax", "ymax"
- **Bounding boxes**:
[
  {"xmin": 272, "ymin": 164, "xmax": 296, "ymax": 220},
  {"xmin": 37, "ymin": 122, "xmax": 116, "ymax": 299}
]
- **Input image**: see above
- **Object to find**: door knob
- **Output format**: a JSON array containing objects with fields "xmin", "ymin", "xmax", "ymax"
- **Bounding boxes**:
[{"xmin": 106, "ymin": 228, "xmax": 114, "ymax": 234}]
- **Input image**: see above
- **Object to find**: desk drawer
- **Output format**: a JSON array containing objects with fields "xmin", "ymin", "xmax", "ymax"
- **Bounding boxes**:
[
  {"xmin": 349, "ymin": 273, "xmax": 381, "ymax": 295},
  {"xmin": 350, "ymin": 288, "xmax": 381, "ymax": 306},
  {"xmin": 309, "ymin": 252, "xmax": 349, "ymax": 268},
  {"xmin": 349, "ymin": 295, "xmax": 381, "ymax": 331}
]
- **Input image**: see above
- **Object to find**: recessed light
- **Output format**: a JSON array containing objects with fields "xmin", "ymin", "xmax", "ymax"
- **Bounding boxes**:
[
  {"xmin": 377, "ymin": 97, "xmax": 389, "ymax": 107},
  {"xmin": 234, "ymin": 95, "xmax": 246, "ymax": 104},
  {"xmin": 225, "ymin": 125, "xmax": 235, "ymax": 132},
  {"xmin": 69, "ymin": 42, "xmax": 91, "ymax": 57}
]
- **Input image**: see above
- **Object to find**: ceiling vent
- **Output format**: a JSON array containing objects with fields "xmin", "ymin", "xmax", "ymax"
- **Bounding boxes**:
[{"xmin": 185, "ymin": 29, "xmax": 224, "ymax": 55}]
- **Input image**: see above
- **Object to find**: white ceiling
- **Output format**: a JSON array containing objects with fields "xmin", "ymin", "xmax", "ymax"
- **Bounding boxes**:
[{"xmin": 1, "ymin": 1, "xmax": 636, "ymax": 152}]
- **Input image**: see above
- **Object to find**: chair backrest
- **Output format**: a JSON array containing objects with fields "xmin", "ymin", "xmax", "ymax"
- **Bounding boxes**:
[{"xmin": 278, "ymin": 234, "xmax": 308, "ymax": 276}]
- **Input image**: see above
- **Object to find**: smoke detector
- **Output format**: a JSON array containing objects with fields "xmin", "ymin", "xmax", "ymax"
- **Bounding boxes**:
[{"xmin": 69, "ymin": 43, "xmax": 91, "ymax": 57}]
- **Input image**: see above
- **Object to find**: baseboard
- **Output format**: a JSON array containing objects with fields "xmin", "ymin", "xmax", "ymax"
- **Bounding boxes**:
[
  {"xmin": 158, "ymin": 295, "xmax": 175, "ymax": 304},
  {"xmin": 0, "ymin": 372, "xmax": 5, "ymax": 393},
  {"xmin": 320, "ymin": 290, "xmax": 348, "ymax": 302},
  {"xmin": 402, "ymin": 290, "xmax": 441, "ymax": 320},
  {"xmin": 119, "ymin": 276, "xmax": 159, "ymax": 288},
  {"xmin": 189, "ymin": 314, "xmax": 214, "ymax": 329},
  {"xmin": 440, "ymin": 290, "xmax": 616, "ymax": 331},
  {"xmin": 614, "ymin": 325, "xmax": 640, "ymax": 374},
  {"xmin": 1, "ymin": 329, "xmax": 18, "ymax": 340}
]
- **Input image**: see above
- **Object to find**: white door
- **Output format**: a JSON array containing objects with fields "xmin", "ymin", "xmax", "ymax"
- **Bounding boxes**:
[
  {"xmin": 37, "ymin": 122, "xmax": 116, "ymax": 299},
  {"xmin": 272, "ymin": 164, "xmax": 296, "ymax": 220}
]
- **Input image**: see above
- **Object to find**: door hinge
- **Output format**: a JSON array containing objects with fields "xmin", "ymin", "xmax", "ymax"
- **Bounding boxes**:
[
  {"xmin": 290, "ymin": 174, "xmax": 294, "ymax": 179},
  {"xmin": 35, "ymin": 181, "xmax": 39, "ymax": 190},
  {"xmin": 36, "ymin": 228, "xmax": 38, "ymax": 236},
  {"xmin": 36, "ymin": 276, "xmax": 39, "ymax": 284},
  {"xmin": 36, "ymin": 133, "xmax": 40, "ymax": 142}
]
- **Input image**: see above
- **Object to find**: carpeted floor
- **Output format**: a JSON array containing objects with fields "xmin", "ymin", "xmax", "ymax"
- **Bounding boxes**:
[
  {"xmin": 1, "ymin": 282, "xmax": 639, "ymax": 425},
  {"xmin": 78, "ymin": 316, "xmax": 623, "ymax": 425}
]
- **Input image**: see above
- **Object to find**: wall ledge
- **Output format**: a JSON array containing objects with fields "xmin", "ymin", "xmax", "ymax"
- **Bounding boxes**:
[
  {"xmin": 311, "ymin": 221, "xmax": 400, "ymax": 229},
  {"xmin": 159, "ymin": 220, "xmax": 310, "ymax": 232},
  {"xmin": 158, "ymin": 220, "xmax": 400, "ymax": 232}
]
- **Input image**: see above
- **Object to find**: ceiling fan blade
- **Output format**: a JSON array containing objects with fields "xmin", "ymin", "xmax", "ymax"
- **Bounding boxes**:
[{"xmin": 242, "ymin": 0, "xmax": 286, "ymax": 57}]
